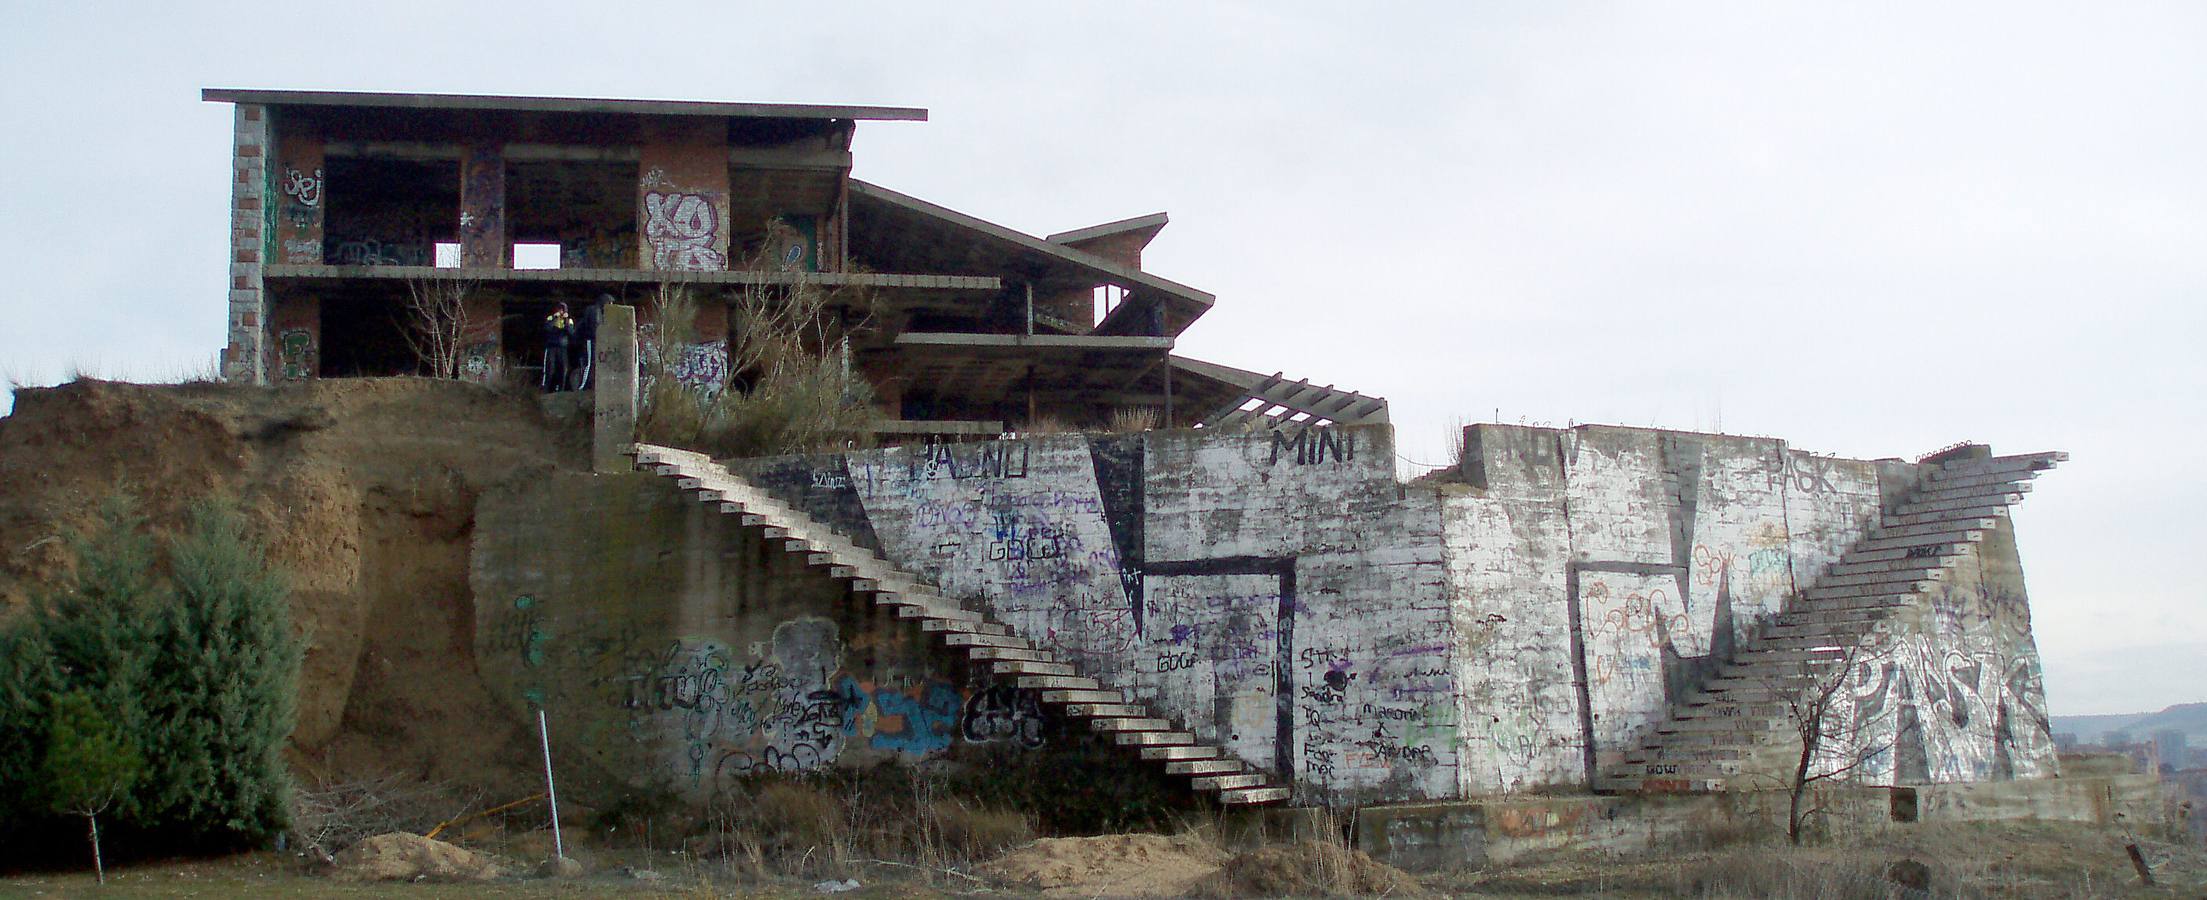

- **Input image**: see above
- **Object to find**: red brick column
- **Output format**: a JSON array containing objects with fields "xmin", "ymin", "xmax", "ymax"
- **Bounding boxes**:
[{"xmin": 638, "ymin": 119, "xmax": 731, "ymax": 271}]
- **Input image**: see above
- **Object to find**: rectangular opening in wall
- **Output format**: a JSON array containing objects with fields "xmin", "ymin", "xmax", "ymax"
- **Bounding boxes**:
[
  {"xmin": 506, "ymin": 159, "xmax": 639, "ymax": 269},
  {"xmin": 433, "ymin": 243, "xmax": 462, "ymax": 268},
  {"xmin": 512, "ymin": 243, "xmax": 561, "ymax": 270},
  {"xmin": 321, "ymin": 156, "xmax": 459, "ymax": 267}
]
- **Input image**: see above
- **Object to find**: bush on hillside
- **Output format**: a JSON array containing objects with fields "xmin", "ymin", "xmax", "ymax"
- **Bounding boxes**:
[{"xmin": 0, "ymin": 494, "xmax": 301, "ymax": 864}]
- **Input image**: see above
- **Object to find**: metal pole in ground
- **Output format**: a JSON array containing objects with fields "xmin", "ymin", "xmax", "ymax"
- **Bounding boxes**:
[{"xmin": 537, "ymin": 708, "xmax": 565, "ymax": 861}]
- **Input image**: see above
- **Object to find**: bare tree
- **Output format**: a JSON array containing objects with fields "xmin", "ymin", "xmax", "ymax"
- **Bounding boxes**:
[
  {"xmin": 42, "ymin": 691, "xmax": 142, "ymax": 884},
  {"xmin": 401, "ymin": 276, "xmax": 480, "ymax": 379},
  {"xmin": 1766, "ymin": 631, "xmax": 1896, "ymax": 845},
  {"xmin": 724, "ymin": 255, "xmax": 879, "ymax": 388}
]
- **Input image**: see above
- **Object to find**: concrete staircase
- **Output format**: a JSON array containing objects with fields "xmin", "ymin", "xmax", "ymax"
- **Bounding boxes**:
[
  {"xmin": 1598, "ymin": 450, "xmax": 2066, "ymax": 793},
  {"xmin": 628, "ymin": 443, "xmax": 1292, "ymax": 806}
]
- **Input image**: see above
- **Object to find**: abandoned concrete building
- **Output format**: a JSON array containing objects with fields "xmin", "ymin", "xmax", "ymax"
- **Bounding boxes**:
[
  {"xmin": 207, "ymin": 89, "xmax": 2103, "ymax": 858},
  {"xmin": 207, "ymin": 88, "xmax": 1386, "ymax": 436}
]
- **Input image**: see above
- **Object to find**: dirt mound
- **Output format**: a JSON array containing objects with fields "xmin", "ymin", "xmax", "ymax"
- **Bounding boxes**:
[
  {"xmin": 977, "ymin": 833, "xmax": 1229, "ymax": 897},
  {"xmin": 331, "ymin": 832, "xmax": 502, "ymax": 882},
  {"xmin": 0, "ymin": 377, "xmax": 585, "ymax": 796},
  {"xmin": 1195, "ymin": 838, "xmax": 1430, "ymax": 898}
]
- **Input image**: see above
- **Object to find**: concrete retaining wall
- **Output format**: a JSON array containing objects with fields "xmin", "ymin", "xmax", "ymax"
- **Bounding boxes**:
[
  {"xmin": 471, "ymin": 472, "xmax": 1019, "ymax": 803},
  {"xmin": 466, "ymin": 421, "xmax": 2058, "ymax": 806},
  {"xmin": 1357, "ymin": 775, "xmax": 2161, "ymax": 871}
]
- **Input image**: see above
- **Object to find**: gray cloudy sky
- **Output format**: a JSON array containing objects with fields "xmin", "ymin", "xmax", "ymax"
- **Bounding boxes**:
[{"xmin": 3, "ymin": 2, "xmax": 2199, "ymax": 716}]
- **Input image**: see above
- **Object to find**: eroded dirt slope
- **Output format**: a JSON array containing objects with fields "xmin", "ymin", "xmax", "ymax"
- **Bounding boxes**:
[{"xmin": 0, "ymin": 377, "xmax": 587, "ymax": 795}]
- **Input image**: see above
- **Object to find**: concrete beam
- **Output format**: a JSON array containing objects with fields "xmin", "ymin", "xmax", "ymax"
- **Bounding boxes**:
[{"xmin": 893, "ymin": 332, "xmax": 1175, "ymax": 350}]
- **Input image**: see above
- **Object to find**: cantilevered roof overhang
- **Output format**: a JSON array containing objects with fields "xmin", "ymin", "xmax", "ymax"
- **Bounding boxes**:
[
  {"xmin": 202, "ymin": 88, "xmax": 928, "ymax": 122},
  {"xmin": 846, "ymin": 181, "xmax": 1214, "ymax": 337}
]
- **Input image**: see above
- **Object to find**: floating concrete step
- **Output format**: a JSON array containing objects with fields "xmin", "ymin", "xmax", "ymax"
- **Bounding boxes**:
[
  {"xmin": 1848, "ymin": 546, "xmax": 1967, "ymax": 566},
  {"xmin": 1624, "ymin": 746, "xmax": 1752, "ymax": 764},
  {"xmin": 1929, "ymin": 452, "xmax": 2065, "ymax": 482},
  {"xmin": 965, "ymin": 647, "xmax": 1055, "ymax": 664},
  {"xmin": 1826, "ymin": 557, "xmax": 1957, "ymax": 577},
  {"xmin": 920, "ymin": 619, "xmax": 1011, "ymax": 636},
  {"xmin": 942, "ymin": 633, "xmax": 1032, "ymax": 650},
  {"xmin": 1113, "ymin": 731, "xmax": 1196, "ymax": 747},
  {"xmin": 1912, "ymin": 481, "xmax": 2032, "ymax": 504},
  {"xmin": 1804, "ymin": 581, "xmax": 1928, "ymax": 600},
  {"xmin": 899, "ymin": 605, "xmax": 982, "ymax": 622},
  {"xmin": 1693, "ymin": 686, "xmax": 1795, "ymax": 703},
  {"xmin": 1929, "ymin": 471, "xmax": 2036, "ymax": 491},
  {"xmin": 1140, "ymin": 746, "xmax": 1221, "ymax": 761},
  {"xmin": 1044, "ymin": 689, "xmax": 1129, "ymax": 705},
  {"xmin": 1220, "ymin": 787, "xmax": 1291, "ymax": 805},
  {"xmin": 1894, "ymin": 493, "xmax": 2024, "ymax": 517},
  {"xmin": 1732, "ymin": 647, "xmax": 1845, "ymax": 664},
  {"xmin": 1088, "ymin": 716, "xmax": 1172, "ymax": 732},
  {"xmin": 1192, "ymin": 774, "xmax": 1268, "ymax": 791},
  {"xmin": 1062, "ymin": 703, "xmax": 1146, "ymax": 717},
  {"xmin": 1854, "ymin": 530, "xmax": 1984, "ymax": 553},
  {"xmin": 1774, "ymin": 607, "xmax": 1904, "ymax": 626},
  {"xmin": 1166, "ymin": 759, "xmax": 1245, "ymax": 776},
  {"xmin": 1757, "ymin": 633, "xmax": 1878, "ymax": 651},
  {"xmin": 1656, "ymin": 716, "xmax": 1789, "ymax": 734},
  {"xmin": 1018, "ymin": 675, "xmax": 1102, "ymax": 691},
  {"xmin": 1617, "ymin": 761, "xmax": 1743, "ymax": 778},
  {"xmin": 1674, "ymin": 701, "xmax": 1789, "ymax": 719},
  {"xmin": 1599, "ymin": 775, "xmax": 1727, "ymax": 793},
  {"xmin": 1763, "ymin": 618, "xmax": 1882, "ymax": 637},
  {"xmin": 1886, "ymin": 504, "xmax": 2008, "ymax": 527},
  {"xmin": 1870, "ymin": 518, "xmax": 1999, "ymax": 541},
  {"xmin": 1817, "ymin": 567, "xmax": 1950, "ymax": 588},
  {"xmin": 1798, "ymin": 593, "xmax": 1921, "ymax": 612},
  {"xmin": 990, "ymin": 660, "xmax": 1074, "ymax": 676}
]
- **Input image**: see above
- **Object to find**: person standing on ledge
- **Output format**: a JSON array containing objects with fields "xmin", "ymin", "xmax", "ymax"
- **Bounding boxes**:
[
  {"xmin": 573, "ymin": 293, "xmax": 611, "ymax": 390},
  {"xmin": 542, "ymin": 302, "xmax": 575, "ymax": 392}
]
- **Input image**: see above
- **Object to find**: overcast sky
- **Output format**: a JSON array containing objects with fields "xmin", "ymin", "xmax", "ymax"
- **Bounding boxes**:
[{"xmin": 3, "ymin": 2, "xmax": 2199, "ymax": 717}]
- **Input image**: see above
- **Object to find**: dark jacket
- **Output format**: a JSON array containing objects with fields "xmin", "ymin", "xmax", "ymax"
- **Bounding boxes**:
[
  {"xmin": 576, "ymin": 302, "xmax": 604, "ymax": 344},
  {"xmin": 544, "ymin": 311, "xmax": 575, "ymax": 348}
]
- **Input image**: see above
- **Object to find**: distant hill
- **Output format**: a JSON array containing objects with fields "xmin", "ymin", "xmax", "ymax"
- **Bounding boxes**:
[{"xmin": 2053, "ymin": 702, "xmax": 2207, "ymax": 743}]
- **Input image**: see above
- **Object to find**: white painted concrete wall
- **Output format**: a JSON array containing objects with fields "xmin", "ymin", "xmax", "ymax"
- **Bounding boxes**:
[{"xmin": 734, "ymin": 421, "xmax": 2051, "ymax": 802}]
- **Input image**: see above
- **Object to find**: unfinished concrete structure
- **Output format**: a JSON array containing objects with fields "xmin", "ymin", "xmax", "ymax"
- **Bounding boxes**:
[
  {"xmin": 206, "ymin": 90, "xmax": 2067, "ymax": 823},
  {"xmin": 206, "ymin": 89, "xmax": 1388, "ymax": 436}
]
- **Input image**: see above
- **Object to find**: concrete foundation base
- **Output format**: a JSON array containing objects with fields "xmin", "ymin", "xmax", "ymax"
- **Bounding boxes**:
[{"xmin": 1351, "ymin": 775, "xmax": 2168, "ymax": 873}]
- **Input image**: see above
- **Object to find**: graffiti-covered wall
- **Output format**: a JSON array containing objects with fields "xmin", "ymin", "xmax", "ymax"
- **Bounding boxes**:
[
  {"xmin": 740, "ymin": 428, "xmax": 1460, "ymax": 805},
  {"xmin": 470, "ymin": 474, "xmax": 1044, "ymax": 803},
  {"xmin": 1441, "ymin": 425, "xmax": 1893, "ymax": 789},
  {"xmin": 471, "ymin": 422, "xmax": 2056, "ymax": 806},
  {"xmin": 1814, "ymin": 517, "xmax": 2059, "ymax": 785}
]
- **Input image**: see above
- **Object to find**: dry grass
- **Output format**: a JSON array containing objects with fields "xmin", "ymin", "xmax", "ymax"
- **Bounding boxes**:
[
  {"xmin": 1193, "ymin": 806, "xmax": 1431, "ymax": 898},
  {"xmin": 1017, "ymin": 414, "xmax": 1076, "ymax": 435},
  {"xmin": 636, "ymin": 283, "xmax": 879, "ymax": 460},
  {"xmin": 1439, "ymin": 820, "xmax": 2207, "ymax": 899},
  {"xmin": 1109, "ymin": 406, "xmax": 1162, "ymax": 433},
  {"xmin": 699, "ymin": 773, "xmax": 1033, "ymax": 886},
  {"xmin": 287, "ymin": 772, "xmax": 491, "ymax": 862}
]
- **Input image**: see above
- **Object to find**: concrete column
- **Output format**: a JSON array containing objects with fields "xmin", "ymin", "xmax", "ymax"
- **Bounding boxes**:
[{"xmin": 593, "ymin": 304, "xmax": 639, "ymax": 474}]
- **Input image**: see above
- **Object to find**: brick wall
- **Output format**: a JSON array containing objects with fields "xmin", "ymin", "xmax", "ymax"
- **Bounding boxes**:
[{"xmin": 224, "ymin": 104, "xmax": 271, "ymax": 383}]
